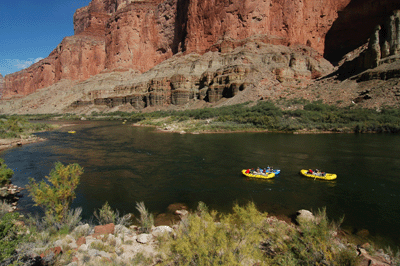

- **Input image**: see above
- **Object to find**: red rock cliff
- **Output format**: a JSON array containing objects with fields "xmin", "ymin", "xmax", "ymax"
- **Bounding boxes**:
[
  {"xmin": 3, "ymin": 35, "xmax": 106, "ymax": 98},
  {"xmin": 3, "ymin": 0, "xmax": 400, "ymax": 98},
  {"xmin": 184, "ymin": 0, "xmax": 350, "ymax": 55}
]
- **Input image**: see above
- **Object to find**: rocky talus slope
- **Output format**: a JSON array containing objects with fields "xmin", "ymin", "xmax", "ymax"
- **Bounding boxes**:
[{"xmin": 1, "ymin": 0, "xmax": 400, "ymax": 113}]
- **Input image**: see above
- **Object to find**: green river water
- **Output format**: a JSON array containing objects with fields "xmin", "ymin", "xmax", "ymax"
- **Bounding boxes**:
[{"xmin": 1, "ymin": 121, "xmax": 399, "ymax": 247}]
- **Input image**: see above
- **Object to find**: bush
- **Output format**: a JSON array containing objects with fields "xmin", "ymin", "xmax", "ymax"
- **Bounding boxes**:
[
  {"xmin": 94, "ymin": 201, "xmax": 118, "ymax": 225},
  {"xmin": 161, "ymin": 202, "xmax": 268, "ymax": 265},
  {"xmin": 265, "ymin": 208, "xmax": 357, "ymax": 265},
  {"xmin": 27, "ymin": 162, "xmax": 83, "ymax": 223},
  {"xmin": 136, "ymin": 202, "xmax": 154, "ymax": 233},
  {"xmin": 0, "ymin": 116, "xmax": 52, "ymax": 139},
  {"xmin": 0, "ymin": 212, "xmax": 26, "ymax": 262},
  {"xmin": 0, "ymin": 159, "xmax": 13, "ymax": 187},
  {"xmin": 160, "ymin": 202, "xmax": 359, "ymax": 265}
]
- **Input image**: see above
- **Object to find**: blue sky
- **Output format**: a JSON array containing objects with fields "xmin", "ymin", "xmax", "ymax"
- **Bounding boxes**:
[{"xmin": 0, "ymin": 0, "xmax": 92, "ymax": 76}]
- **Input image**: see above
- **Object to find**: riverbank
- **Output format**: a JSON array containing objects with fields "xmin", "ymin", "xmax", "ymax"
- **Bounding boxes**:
[
  {"xmin": 0, "ymin": 183, "xmax": 24, "ymax": 212},
  {"xmin": 0, "ymin": 136, "xmax": 46, "ymax": 151},
  {"xmin": 0, "ymin": 116, "xmax": 56, "ymax": 152},
  {"xmin": 125, "ymin": 100, "xmax": 400, "ymax": 134},
  {"xmin": 9, "ymin": 99, "xmax": 400, "ymax": 134},
  {"xmin": 2, "ymin": 203, "xmax": 397, "ymax": 265},
  {"xmin": 134, "ymin": 118, "xmax": 356, "ymax": 134}
]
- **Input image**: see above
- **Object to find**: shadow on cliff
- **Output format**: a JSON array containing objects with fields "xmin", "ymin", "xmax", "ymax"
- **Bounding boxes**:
[
  {"xmin": 172, "ymin": 0, "xmax": 190, "ymax": 53},
  {"xmin": 324, "ymin": 0, "xmax": 400, "ymax": 65}
]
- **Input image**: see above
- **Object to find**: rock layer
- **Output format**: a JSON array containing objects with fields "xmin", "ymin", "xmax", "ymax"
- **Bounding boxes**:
[
  {"xmin": 64, "ymin": 41, "xmax": 334, "ymax": 112},
  {"xmin": 3, "ymin": 0, "xmax": 352, "ymax": 99},
  {"xmin": 2, "ymin": 0, "xmax": 400, "ymax": 110},
  {"xmin": 184, "ymin": 0, "xmax": 350, "ymax": 55},
  {"xmin": 324, "ymin": 0, "xmax": 400, "ymax": 63},
  {"xmin": 3, "ymin": 35, "xmax": 106, "ymax": 98},
  {"xmin": 334, "ymin": 10, "xmax": 400, "ymax": 81},
  {"xmin": 0, "ymin": 74, "xmax": 3, "ymax": 98}
]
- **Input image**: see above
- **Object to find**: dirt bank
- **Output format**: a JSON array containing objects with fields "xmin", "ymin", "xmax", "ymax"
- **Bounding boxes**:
[{"xmin": 0, "ymin": 136, "xmax": 46, "ymax": 152}]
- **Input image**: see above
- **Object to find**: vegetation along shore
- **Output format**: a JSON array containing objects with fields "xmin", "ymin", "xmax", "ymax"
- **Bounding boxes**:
[
  {"xmin": 18, "ymin": 99, "xmax": 400, "ymax": 134},
  {"xmin": 0, "ymin": 116, "xmax": 53, "ymax": 151}
]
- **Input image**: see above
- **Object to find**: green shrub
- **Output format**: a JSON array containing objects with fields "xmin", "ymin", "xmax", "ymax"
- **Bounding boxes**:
[
  {"xmin": 131, "ymin": 252, "xmax": 154, "ymax": 265},
  {"xmin": 90, "ymin": 241, "xmax": 115, "ymax": 253},
  {"xmin": 160, "ymin": 202, "xmax": 359, "ymax": 265},
  {"xmin": 27, "ymin": 162, "xmax": 83, "ymax": 223},
  {"xmin": 0, "ymin": 159, "xmax": 13, "ymax": 187},
  {"xmin": 94, "ymin": 201, "xmax": 118, "ymax": 225},
  {"xmin": 161, "ymin": 202, "xmax": 268, "ymax": 265},
  {"xmin": 0, "ymin": 116, "xmax": 53, "ymax": 139},
  {"xmin": 265, "ymin": 208, "xmax": 357, "ymax": 265},
  {"xmin": 0, "ymin": 212, "xmax": 26, "ymax": 261}
]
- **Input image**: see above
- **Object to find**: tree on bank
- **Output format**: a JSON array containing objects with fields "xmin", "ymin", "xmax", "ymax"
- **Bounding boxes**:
[
  {"xmin": 0, "ymin": 158, "xmax": 13, "ymax": 187},
  {"xmin": 27, "ymin": 162, "xmax": 83, "ymax": 223}
]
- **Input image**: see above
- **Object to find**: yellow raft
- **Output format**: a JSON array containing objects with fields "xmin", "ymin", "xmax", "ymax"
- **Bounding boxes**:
[
  {"xmin": 300, "ymin": 169, "xmax": 337, "ymax": 180},
  {"xmin": 242, "ymin": 169, "xmax": 275, "ymax": 179},
  {"xmin": 68, "ymin": 131, "xmax": 76, "ymax": 134}
]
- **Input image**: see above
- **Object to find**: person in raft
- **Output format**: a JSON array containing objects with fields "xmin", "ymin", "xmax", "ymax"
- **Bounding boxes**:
[{"xmin": 245, "ymin": 169, "xmax": 250, "ymax": 174}]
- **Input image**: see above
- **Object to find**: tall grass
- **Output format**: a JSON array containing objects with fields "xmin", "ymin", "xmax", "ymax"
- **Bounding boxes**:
[{"xmin": 136, "ymin": 202, "xmax": 154, "ymax": 233}]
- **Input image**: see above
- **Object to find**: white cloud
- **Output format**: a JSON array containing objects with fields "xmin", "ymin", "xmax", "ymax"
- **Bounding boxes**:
[
  {"xmin": 14, "ymin": 57, "xmax": 44, "ymax": 70},
  {"xmin": 34, "ymin": 57, "xmax": 44, "ymax": 63},
  {"xmin": 0, "ymin": 57, "xmax": 45, "ymax": 75}
]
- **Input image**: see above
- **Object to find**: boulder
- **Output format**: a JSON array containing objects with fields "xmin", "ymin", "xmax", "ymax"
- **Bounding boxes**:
[
  {"xmin": 93, "ymin": 223, "xmax": 115, "ymax": 237},
  {"xmin": 72, "ymin": 224, "xmax": 92, "ymax": 237},
  {"xmin": 114, "ymin": 224, "xmax": 132, "ymax": 236},
  {"xmin": 40, "ymin": 246, "xmax": 62, "ymax": 258},
  {"xmin": 151, "ymin": 225, "xmax": 173, "ymax": 237},
  {"xmin": 136, "ymin": 233, "xmax": 152, "ymax": 244},
  {"xmin": 357, "ymin": 246, "xmax": 391, "ymax": 266},
  {"xmin": 296, "ymin": 209, "xmax": 315, "ymax": 224},
  {"xmin": 175, "ymin": 209, "xmax": 189, "ymax": 219},
  {"xmin": 78, "ymin": 244, "xmax": 88, "ymax": 252},
  {"xmin": 76, "ymin": 236, "xmax": 86, "ymax": 247}
]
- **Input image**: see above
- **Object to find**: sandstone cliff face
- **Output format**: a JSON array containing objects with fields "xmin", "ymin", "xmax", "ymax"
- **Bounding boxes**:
[
  {"xmin": 66, "ymin": 40, "xmax": 333, "ymax": 111},
  {"xmin": 331, "ymin": 9, "xmax": 400, "ymax": 81},
  {"xmin": 0, "ymin": 74, "xmax": 3, "ymax": 99},
  {"xmin": 324, "ymin": 0, "xmax": 400, "ymax": 63},
  {"xmin": 3, "ymin": 35, "xmax": 106, "ymax": 98},
  {"xmin": 184, "ymin": 0, "xmax": 350, "ymax": 55},
  {"xmin": 3, "ymin": 0, "xmax": 400, "ymax": 109},
  {"xmin": 104, "ymin": 0, "xmax": 176, "ymax": 72}
]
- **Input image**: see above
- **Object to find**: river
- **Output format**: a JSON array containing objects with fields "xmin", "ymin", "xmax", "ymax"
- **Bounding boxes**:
[{"xmin": 1, "ymin": 121, "xmax": 400, "ymax": 247}]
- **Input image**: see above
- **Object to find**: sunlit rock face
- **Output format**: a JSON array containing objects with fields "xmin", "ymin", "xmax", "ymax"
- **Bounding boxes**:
[
  {"xmin": 2, "ymin": 36, "xmax": 106, "ymax": 99},
  {"xmin": 3, "ymin": 0, "xmax": 400, "ymax": 100}
]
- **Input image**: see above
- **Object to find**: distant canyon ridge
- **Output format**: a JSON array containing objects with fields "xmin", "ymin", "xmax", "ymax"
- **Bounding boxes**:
[{"xmin": 1, "ymin": 0, "xmax": 400, "ymax": 114}]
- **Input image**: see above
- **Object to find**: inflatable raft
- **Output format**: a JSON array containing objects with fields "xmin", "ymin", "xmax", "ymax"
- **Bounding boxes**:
[
  {"xmin": 300, "ymin": 169, "xmax": 337, "ymax": 180},
  {"xmin": 242, "ymin": 169, "xmax": 275, "ymax": 179},
  {"xmin": 266, "ymin": 167, "xmax": 280, "ymax": 175}
]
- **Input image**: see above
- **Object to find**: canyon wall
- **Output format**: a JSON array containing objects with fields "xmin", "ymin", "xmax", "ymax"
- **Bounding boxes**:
[
  {"xmin": 324, "ymin": 0, "xmax": 400, "ymax": 63},
  {"xmin": 3, "ymin": 0, "xmax": 400, "ymax": 99},
  {"xmin": 184, "ymin": 0, "xmax": 350, "ymax": 55},
  {"xmin": 0, "ymin": 74, "xmax": 3, "ymax": 99},
  {"xmin": 3, "ymin": 35, "xmax": 106, "ymax": 98}
]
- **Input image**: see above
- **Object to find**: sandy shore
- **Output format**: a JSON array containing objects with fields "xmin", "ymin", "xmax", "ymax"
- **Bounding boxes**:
[{"xmin": 0, "ymin": 136, "xmax": 46, "ymax": 151}]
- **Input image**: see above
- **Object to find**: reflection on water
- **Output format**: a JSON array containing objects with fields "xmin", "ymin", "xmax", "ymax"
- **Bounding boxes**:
[{"xmin": 1, "ymin": 121, "xmax": 400, "ymax": 247}]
